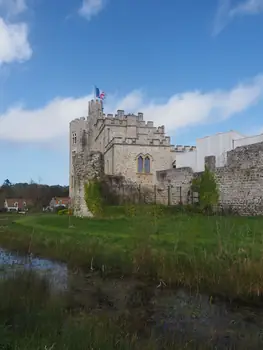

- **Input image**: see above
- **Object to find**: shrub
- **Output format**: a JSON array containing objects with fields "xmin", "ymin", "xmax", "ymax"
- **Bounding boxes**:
[
  {"xmin": 57, "ymin": 209, "xmax": 69, "ymax": 215},
  {"xmin": 84, "ymin": 180, "xmax": 103, "ymax": 216},
  {"xmin": 191, "ymin": 166, "xmax": 219, "ymax": 214},
  {"xmin": 54, "ymin": 205, "xmax": 66, "ymax": 213}
]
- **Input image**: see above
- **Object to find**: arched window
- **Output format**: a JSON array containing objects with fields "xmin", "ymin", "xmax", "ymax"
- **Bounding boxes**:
[
  {"xmin": 144, "ymin": 156, "xmax": 150, "ymax": 173},
  {"xmin": 138, "ymin": 156, "xmax": 143, "ymax": 173}
]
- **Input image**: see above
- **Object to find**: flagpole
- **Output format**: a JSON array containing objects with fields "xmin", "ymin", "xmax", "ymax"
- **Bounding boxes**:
[{"xmin": 93, "ymin": 85, "xmax": 96, "ymax": 100}]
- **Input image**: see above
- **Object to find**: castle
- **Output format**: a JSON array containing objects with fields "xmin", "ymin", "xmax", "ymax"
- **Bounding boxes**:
[
  {"xmin": 69, "ymin": 99, "xmax": 195, "ymax": 198},
  {"xmin": 70, "ymin": 99, "xmax": 263, "ymax": 217}
]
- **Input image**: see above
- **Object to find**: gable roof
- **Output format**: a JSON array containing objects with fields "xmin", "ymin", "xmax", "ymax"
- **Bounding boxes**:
[
  {"xmin": 50, "ymin": 197, "xmax": 70, "ymax": 206},
  {"xmin": 5, "ymin": 198, "xmax": 33, "ymax": 208}
]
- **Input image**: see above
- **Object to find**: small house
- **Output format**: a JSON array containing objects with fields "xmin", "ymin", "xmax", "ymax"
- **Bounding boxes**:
[
  {"xmin": 4, "ymin": 198, "xmax": 32, "ymax": 212},
  {"xmin": 49, "ymin": 197, "xmax": 70, "ymax": 211}
]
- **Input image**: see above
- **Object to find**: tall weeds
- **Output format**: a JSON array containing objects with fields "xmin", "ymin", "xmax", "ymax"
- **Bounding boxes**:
[
  {"xmin": 1, "ymin": 210, "xmax": 263, "ymax": 301},
  {"xmin": 0, "ymin": 269, "xmax": 193, "ymax": 349}
]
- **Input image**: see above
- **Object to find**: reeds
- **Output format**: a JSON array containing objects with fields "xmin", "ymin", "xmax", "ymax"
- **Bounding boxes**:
[{"xmin": 1, "ymin": 209, "xmax": 263, "ymax": 301}]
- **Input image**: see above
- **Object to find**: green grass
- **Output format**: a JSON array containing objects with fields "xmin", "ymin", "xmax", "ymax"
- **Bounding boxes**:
[
  {"xmin": 1, "ymin": 207, "xmax": 263, "ymax": 300},
  {"xmin": 0, "ymin": 270, "xmax": 184, "ymax": 350}
]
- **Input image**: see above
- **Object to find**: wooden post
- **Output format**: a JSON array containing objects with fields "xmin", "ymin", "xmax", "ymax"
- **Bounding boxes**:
[
  {"xmin": 179, "ymin": 186, "xmax": 182, "ymax": 205},
  {"xmin": 168, "ymin": 185, "xmax": 171, "ymax": 206}
]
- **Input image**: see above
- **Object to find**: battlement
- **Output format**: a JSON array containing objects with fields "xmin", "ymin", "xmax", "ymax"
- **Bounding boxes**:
[
  {"xmin": 70, "ymin": 103, "xmax": 166, "ymax": 135},
  {"xmin": 171, "ymin": 145, "xmax": 196, "ymax": 152},
  {"xmin": 70, "ymin": 116, "xmax": 87, "ymax": 124},
  {"xmin": 105, "ymin": 135, "xmax": 173, "ymax": 150}
]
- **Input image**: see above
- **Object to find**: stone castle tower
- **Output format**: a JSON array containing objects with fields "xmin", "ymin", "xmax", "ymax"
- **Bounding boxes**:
[{"xmin": 69, "ymin": 99, "xmax": 178, "ymax": 198}]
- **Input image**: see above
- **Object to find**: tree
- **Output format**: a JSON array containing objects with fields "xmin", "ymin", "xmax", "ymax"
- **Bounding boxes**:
[
  {"xmin": 2, "ymin": 179, "xmax": 11, "ymax": 188},
  {"xmin": 191, "ymin": 166, "xmax": 219, "ymax": 213}
]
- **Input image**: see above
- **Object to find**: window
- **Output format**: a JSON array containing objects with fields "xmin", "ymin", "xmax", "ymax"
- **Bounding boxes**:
[
  {"xmin": 72, "ymin": 132, "xmax": 77, "ymax": 144},
  {"xmin": 137, "ymin": 155, "xmax": 151, "ymax": 174},
  {"xmin": 144, "ymin": 156, "xmax": 150, "ymax": 173},
  {"xmin": 138, "ymin": 156, "xmax": 144, "ymax": 173}
]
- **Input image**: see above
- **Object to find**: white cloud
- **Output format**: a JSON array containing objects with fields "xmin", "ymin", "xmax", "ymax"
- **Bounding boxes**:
[
  {"xmin": 0, "ymin": 17, "xmax": 32, "ymax": 65},
  {"xmin": 0, "ymin": 0, "xmax": 27, "ymax": 17},
  {"xmin": 213, "ymin": 0, "xmax": 263, "ymax": 35},
  {"xmin": 230, "ymin": 0, "xmax": 263, "ymax": 16},
  {"xmin": 0, "ymin": 0, "xmax": 31, "ymax": 65},
  {"xmin": 79, "ymin": 0, "xmax": 107, "ymax": 20},
  {"xmin": 1, "ymin": 75, "xmax": 263, "ymax": 146}
]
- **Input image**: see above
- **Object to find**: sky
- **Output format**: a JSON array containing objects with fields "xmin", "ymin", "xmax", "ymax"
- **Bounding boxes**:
[{"xmin": 0, "ymin": 0, "xmax": 263, "ymax": 185}]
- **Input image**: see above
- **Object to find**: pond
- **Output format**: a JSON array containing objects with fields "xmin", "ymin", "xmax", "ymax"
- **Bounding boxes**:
[
  {"xmin": 0, "ymin": 247, "xmax": 68, "ymax": 291},
  {"xmin": 1, "ymin": 247, "xmax": 263, "ymax": 349}
]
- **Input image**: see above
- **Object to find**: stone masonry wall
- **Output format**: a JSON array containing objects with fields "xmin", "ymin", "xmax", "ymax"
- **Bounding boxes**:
[
  {"xmin": 110, "ymin": 143, "xmax": 173, "ymax": 185},
  {"xmin": 156, "ymin": 141, "xmax": 263, "ymax": 216},
  {"xmin": 156, "ymin": 167, "xmax": 194, "ymax": 205},
  {"xmin": 101, "ymin": 174, "xmax": 168, "ymax": 205},
  {"xmin": 72, "ymin": 151, "xmax": 104, "ymax": 217},
  {"xmin": 214, "ymin": 142, "xmax": 263, "ymax": 215}
]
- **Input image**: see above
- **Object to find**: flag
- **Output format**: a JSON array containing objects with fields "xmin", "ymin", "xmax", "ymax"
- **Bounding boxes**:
[{"xmin": 95, "ymin": 86, "xmax": 105, "ymax": 100}]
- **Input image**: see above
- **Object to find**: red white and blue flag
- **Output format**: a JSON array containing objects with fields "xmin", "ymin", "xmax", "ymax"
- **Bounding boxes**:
[{"xmin": 95, "ymin": 86, "xmax": 105, "ymax": 100}]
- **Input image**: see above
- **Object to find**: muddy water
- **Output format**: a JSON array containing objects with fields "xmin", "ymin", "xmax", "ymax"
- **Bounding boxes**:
[{"xmin": 1, "ymin": 247, "xmax": 263, "ymax": 349}]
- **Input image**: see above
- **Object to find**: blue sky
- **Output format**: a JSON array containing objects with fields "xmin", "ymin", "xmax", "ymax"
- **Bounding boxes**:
[{"xmin": 0, "ymin": 0, "xmax": 263, "ymax": 185}]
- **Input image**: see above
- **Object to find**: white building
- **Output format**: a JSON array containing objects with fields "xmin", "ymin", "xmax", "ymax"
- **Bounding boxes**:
[{"xmin": 174, "ymin": 130, "xmax": 263, "ymax": 172}]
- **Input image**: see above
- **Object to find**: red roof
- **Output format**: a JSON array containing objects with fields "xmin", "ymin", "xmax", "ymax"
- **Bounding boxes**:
[{"xmin": 53, "ymin": 197, "xmax": 70, "ymax": 205}]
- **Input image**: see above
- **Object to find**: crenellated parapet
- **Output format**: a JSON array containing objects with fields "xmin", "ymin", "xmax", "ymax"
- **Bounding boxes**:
[
  {"xmin": 171, "ymin": 145, "xmax": 197, "ymax": 152},
  {"xmin": 105, "ymin": 135, "xmax": 173, "ymax": 151},
  {"xmin": 70, "ymin": 116, "xmax": 88, "ymax": 124}
]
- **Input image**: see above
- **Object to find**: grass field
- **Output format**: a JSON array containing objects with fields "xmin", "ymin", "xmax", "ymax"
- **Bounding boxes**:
[{"xmin": 1, "ymin": 206, "xmax": 263, "ymax": 300}]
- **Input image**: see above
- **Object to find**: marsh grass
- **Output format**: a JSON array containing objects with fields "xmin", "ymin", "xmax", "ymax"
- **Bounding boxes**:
[
  {"xmin": 0, "ymin": 269, "xmax": 195, "ymax": 350},
  {"xmin": 1, "ymin": 208, "xmax": 263, "ymax": 300}
]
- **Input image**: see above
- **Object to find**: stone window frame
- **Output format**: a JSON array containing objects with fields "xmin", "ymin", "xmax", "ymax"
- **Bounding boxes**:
[
  {"xmin": 72, "ymin": 132, "xmax": 77, "ymax": 145},
  {"xmin": 137, "ymin": 155, "xmax": 144, "ymax": 173},
  {"xmin": 136, "ymin": 154, "xmax": 152, "ymax": 174}
]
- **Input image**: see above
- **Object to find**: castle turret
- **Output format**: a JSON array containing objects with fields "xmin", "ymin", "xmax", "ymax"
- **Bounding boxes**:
[{"xmin": 87, "ymin": 99, "xmax": 103, "ymax": 149}]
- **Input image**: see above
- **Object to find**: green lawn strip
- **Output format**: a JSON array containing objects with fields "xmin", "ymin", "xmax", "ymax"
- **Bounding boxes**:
[{"xmin": 1, "ymin": 212, "xmax": 263, "ymax": 299}]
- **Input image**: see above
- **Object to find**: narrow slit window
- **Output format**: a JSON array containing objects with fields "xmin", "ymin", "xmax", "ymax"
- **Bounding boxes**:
[
  {"xmin": 138, "ymin": 156, "xmax": 143, "ymax": 173},
  {"xmin": 144, "ymin": 156, "xmax": 150, "ymax": 173},
  {"xmin": 72, "ymin": 132, "xmax": 77, "ymax": 144}
]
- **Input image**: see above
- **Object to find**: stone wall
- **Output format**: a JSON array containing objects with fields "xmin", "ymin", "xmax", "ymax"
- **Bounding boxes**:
[
  {"xmin": 214, "ymin": 142, "xmax": 263, "ymax": 215},
  {"xmin": 156, "ymin": 167, "xmax": 194, "ymax": 205},
  {"xmin": 72, "ymin": 151, "xmax": 104, "ymax": 217},
  {"xmin": 156, "ymin": 141, "xmax": 263, "ymax": 216},
  {"xmin": 71, "ymin": 141, "xmax": 263, "ymax": 216},
  {"xmin": 101, "ymin": 175, "xmax": 171, "ymax": 205},
  {"xmin": 106, "ymin": 143, "xmax": 174, "ymax": 184}
]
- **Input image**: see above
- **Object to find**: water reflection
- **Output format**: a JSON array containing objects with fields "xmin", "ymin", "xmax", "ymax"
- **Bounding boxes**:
[
  {"xmin": 0, "ymin": 247, "xmax": 68, "ymax": 291},
  {"xmin": 1, "ymin": 246, "xmax": 263, "ymax": 348}
]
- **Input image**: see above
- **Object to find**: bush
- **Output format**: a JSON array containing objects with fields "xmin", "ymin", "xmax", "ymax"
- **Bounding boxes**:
[
  {"xmin": 57, "ymin": 209, "xmax": 69, "ymax": 215},
  {"xmin": 84, "ymin": 180, "xmax": 103, "ymax": 216},
  {"xmin": 54, "ymin": 205, "xmax": 67, "ymax": 213},
  {"xmin": 191, "ymin": 166, "xmax": 219, "ymax": 213}
]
